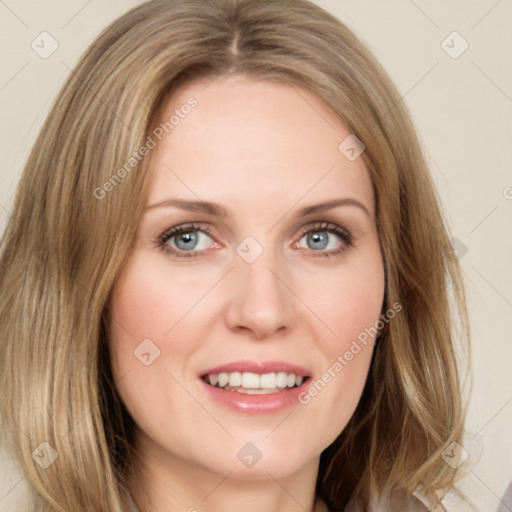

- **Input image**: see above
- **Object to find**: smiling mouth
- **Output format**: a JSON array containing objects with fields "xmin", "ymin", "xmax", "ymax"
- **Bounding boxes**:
[{"xmin": 201, "ymin": 371, "xmax": 309, "ymax": 394}]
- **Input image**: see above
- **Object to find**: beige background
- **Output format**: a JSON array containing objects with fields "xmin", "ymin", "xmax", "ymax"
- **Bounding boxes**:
[{"xmin": 0, "ymin": 1, "xmax": 511, "ymax": 511}]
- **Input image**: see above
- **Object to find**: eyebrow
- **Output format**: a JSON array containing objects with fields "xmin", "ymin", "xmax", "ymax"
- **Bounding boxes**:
[{"xmin": 144, "ymin": 197, "xmax": 371, "ymax": 219}]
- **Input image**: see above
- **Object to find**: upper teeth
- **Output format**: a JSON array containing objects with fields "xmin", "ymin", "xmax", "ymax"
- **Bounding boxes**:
[{"xmin": 205, "ymin": 371, "xmax": 304, "ymax": 389}]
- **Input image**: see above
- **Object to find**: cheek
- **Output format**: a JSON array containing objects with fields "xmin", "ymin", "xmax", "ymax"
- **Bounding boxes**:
[
  {"xmin": 109, "ymin": 255, "xmax": 201, "ymax": 344},
  {"xmin": 296, "ymin": 248, "xmax": 385, "ymax": 427},
  {"xmin": 106, "ymin": 256, "xmax": 194, "ymax": 440},
  {"xmin": 303, "ymin": 246, "xmax": 385, "ymax": 348},
  {"xmin": 106, "ymin": 256, "xmax": 191, "ymax": 408}
]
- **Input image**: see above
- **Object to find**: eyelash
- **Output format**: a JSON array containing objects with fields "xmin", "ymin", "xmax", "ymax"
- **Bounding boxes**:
[{"xmin": 156, "ymin": 221, "xmax": 354, "ymax": 259}]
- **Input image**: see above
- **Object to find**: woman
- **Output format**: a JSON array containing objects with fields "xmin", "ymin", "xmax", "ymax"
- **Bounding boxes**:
[{"xmin": 0, "ymin": 1, "xmax": 470, "ymax": 511}]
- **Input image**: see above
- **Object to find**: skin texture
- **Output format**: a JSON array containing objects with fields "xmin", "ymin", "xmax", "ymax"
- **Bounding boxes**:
[{"xmin": 108, "ymin": 75, "xmax": 386, "ymax": 512}]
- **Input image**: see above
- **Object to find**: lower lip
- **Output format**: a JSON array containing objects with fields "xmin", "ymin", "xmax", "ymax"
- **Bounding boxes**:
[{"xmin": 199, "ymin": 378, "xmax": 310, "ymax": 414}]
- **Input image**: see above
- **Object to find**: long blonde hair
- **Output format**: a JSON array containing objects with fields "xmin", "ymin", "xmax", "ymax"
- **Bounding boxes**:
[{"xmin": 0, "ymin": 0, "xmax": 470, "ymax": 510}]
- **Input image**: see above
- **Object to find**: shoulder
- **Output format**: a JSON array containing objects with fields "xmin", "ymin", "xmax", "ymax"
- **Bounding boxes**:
[
  {"xmin": 399, "ymin": 494, "xmax": 431, "ymax": 511},
  {"xmin": 367, "ymin": 491, "xmax": 430, "ymax": 512},
  {"xmin": 0, "ymin": 443, "xmax": 33, "ymax": 511},
  {"xmin": 319, "ymin": 491, "xmax": 430, "ymax": 512}
]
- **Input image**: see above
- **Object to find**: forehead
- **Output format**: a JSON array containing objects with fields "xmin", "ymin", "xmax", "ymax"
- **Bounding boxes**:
[{"xmin": 145, "ymin": 75, "xmax": 375, "ymax": 220}]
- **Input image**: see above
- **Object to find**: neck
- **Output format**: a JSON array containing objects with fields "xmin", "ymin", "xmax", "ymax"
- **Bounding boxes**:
[{"xmin": 128, "ymin": 435, "xmax": 323, "ymax": 512}]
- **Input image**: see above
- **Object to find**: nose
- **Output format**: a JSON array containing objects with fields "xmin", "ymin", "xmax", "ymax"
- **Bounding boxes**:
[{"xmin": 223, "ymin": 247, "xmax": 295, "ymax": 339}]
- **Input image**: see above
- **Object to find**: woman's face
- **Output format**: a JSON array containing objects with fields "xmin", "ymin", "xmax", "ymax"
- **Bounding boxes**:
[{"xmin": 109, "ymin": 75, "xmax": 385, "ymax": 480}]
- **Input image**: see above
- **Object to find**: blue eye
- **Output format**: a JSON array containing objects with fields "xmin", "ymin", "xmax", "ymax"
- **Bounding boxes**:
[
  {"xmin": 157, "ymin": 221, "xmax": 354, "ymax": 259},
  {"xmin": 158, "ymin": 223, "xmax": 214, "ymax": 258},
  {"xmin": 301, "ymin": 231, "xmax": 336, "ymax": 251},
  {"xmin": 295, "ymin": 222, "xmax": 354, "ymax": 257},
  {"xmin": 170, "ymin": 229, "xmax": 209, "ymax": 251}
]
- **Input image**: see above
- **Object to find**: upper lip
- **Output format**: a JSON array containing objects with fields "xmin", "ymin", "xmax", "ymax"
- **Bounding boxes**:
[{"xmin": 199, "ymin": 360, "xmax": 311, "ymax": 378}]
